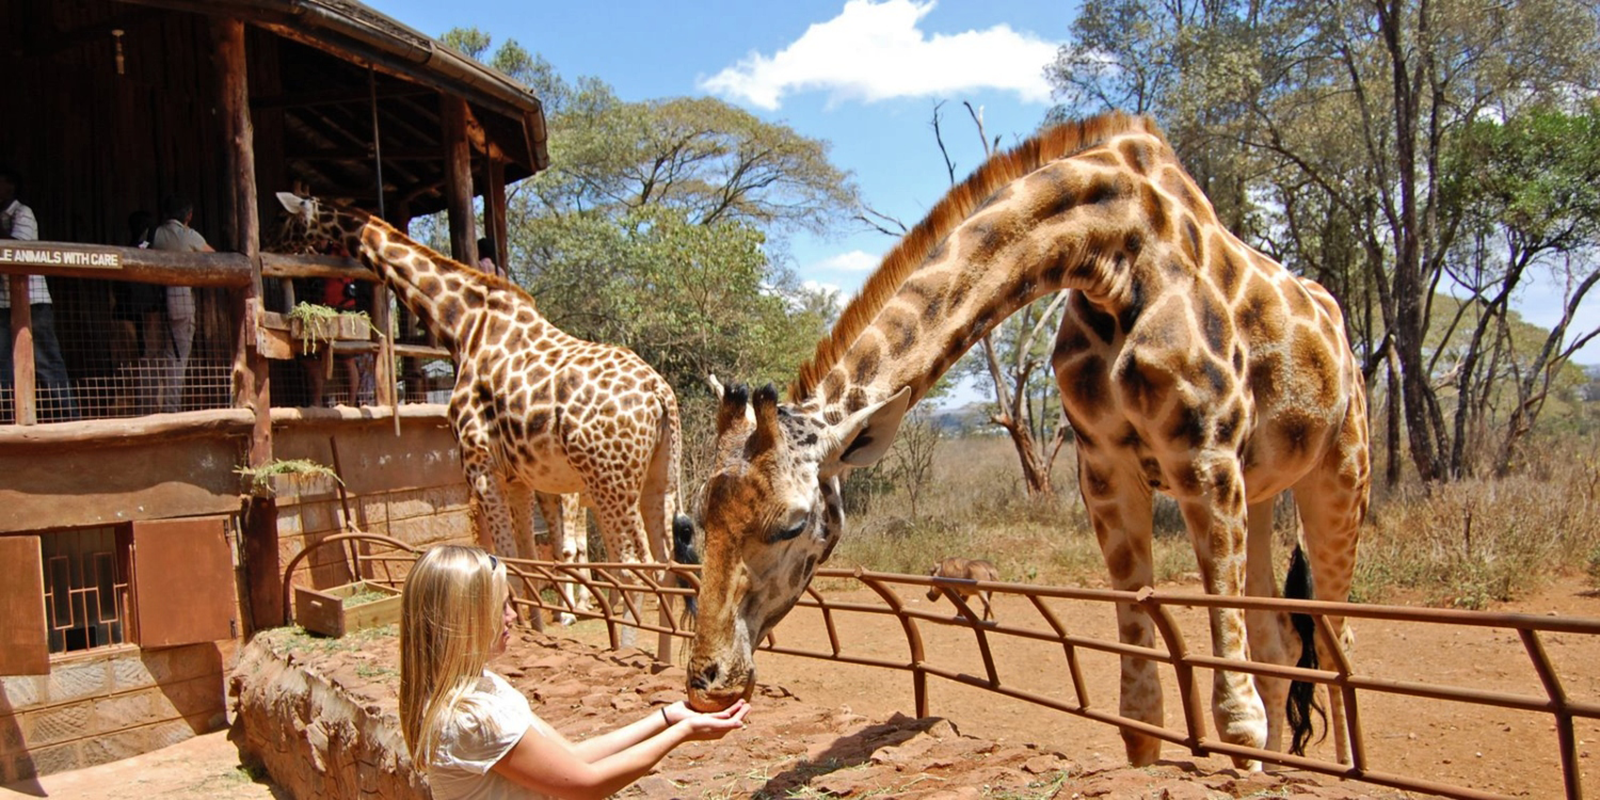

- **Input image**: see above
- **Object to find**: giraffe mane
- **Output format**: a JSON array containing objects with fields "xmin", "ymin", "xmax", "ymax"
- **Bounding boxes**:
[
  {"xmin": 329, "ymin": 201, "xmax": 535, "ymax": 306},
  {"xmin": 789, "ymin": 111, "xmax": 1162, "ymax": 401}
]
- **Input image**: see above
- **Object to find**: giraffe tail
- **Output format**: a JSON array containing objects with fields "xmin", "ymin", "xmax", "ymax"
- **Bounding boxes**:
[
  {"xmin": 1285, "ymin": 543, "xmax": 1327, "ymax": 755},
  {"xmin": 673, "ymin": 513, "xmax": 699, "ymax": 625}
]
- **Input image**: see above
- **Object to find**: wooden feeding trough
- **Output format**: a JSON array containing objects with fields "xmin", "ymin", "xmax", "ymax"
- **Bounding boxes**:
[
  {"xmin": 255, "ymin": 306, "xmax": 375, "ymax": 360},
  {"xmin": 294, "ymin": 580, "xmax": 402, "ymax": 638}
]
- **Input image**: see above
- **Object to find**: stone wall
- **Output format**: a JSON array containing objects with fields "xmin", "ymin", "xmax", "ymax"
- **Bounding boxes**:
[
  {"xmin": 0, "ymin": 644, "xmax": 227, "ymax": 783},
  {"xmin": 273, "ymin": 411, "xmax": 476, "ymax": 593},
  {"xmin": 231, "ymin": 631, "xmax": 424, "ymax": 799}
]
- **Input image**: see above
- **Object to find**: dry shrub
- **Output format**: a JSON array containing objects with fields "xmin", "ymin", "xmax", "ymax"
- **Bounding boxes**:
[
  {"xmin": 824, "ymin": 433, "xmax": 1600, "ymax": 608},
  {"xmin": 1356, "ymin": 447, "xmax": 1600, "ymax": 608}
]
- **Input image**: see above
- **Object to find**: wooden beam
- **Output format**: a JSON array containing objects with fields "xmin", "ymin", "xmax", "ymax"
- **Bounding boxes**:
[
  {"xmin": 261, "ymin": 252, "xmax": 374, "ymax": 281},
  {"xmin": 0, "ymin": 244, "xmax": 252, "ymax": 287},
  {"xmin": 214, "ymin": 16, "xmax": 281, "ymax": 632},
  {"xmin": 287, "ymin": 147, "xmax": 441, "ymax": 161},
  {"xmin": 485, "ymin": 156, "xmax": 508, "ymax": 272},
  {"xmin": 440, "ymin": 94, "xmax": 478, "ymax": 265},
  {"xmin": 7, "ymin": 277, "xmax": 35, "ymax": 426},
  {"xmin": 252, "ymin": 83, "xmax": 431, "ymax": 111}
]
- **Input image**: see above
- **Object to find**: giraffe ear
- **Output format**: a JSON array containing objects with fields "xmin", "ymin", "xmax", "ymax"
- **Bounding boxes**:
[
  {"xmin": 275, "ymin": 191, "xmax": 314, "ymax": 221},
  {"xmin": 706, "ymin": 374, "xmax": 725, "ymax": 401},
  {"xmin": 820, "ymin": 387, "xmax": 912, "ymax": 475}
]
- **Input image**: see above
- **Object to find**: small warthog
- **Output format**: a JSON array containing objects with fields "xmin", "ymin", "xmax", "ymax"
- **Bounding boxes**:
[{"xmin": 926, "ymin": 557, "xmax": 1000, "ymax": 620}]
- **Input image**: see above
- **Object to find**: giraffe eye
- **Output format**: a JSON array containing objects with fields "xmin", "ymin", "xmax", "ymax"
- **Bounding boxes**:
[{"xmin": 769, "ymin": 521, "xmax": 807, "ymax": 543}]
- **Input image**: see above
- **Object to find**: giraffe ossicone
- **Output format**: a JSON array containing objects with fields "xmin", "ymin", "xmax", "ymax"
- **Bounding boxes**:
[
  {"xmin": 270, "ymin": 191, "xmax": 691, "ymax": 656},
  {"xmin": 684, "ymin": 113, "xmax": 1369, "ymax": 771}
]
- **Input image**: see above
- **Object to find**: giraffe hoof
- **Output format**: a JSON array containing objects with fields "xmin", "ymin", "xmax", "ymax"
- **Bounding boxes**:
[{"xmin": 557, "ymin": 612, "xmax": 577, "ymax": 626}]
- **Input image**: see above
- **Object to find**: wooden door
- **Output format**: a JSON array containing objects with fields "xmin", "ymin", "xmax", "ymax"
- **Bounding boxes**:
[{"xmin": 132, "ymin": 516, "xmax": 237, "ymax": 647}]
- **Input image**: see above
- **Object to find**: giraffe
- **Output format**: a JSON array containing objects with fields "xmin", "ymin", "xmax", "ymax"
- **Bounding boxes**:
[
  {"xmin": 683, "ymin": 113, "xmax": 1370, "ymax": 770},
  {"xmin": 271, "ymin": 192, "xmax": 689, "ymax": 656},
  {"xmin": 535, "ymin": 491, "xmax": 592, "ymax": 625}
]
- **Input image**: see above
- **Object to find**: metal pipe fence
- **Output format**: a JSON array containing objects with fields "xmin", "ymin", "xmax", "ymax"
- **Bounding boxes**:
[{"xmin": 283, "ymin": 534, "xmax": 1600, "ymax": 800}]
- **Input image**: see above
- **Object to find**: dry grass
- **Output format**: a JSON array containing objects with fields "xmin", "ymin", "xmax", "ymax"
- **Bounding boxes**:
[{"xmin": 825, "ymin": 435, "xmax": 1600, "ymax": 609}]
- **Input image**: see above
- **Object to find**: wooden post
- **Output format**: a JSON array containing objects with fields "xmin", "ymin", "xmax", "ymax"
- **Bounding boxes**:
[
  {"xmin": 214, "ymin": 16, "xmax": 280, "ymax": 631},
  {"xmin": 440, "ymin": 94, "xmax": 477, "ymax": 265},
  {"xmin": 7, "ymin": 277, "xmax": 35, "ymax": 426},
  {"xmin": 485, "ymin": 156, "xmax": 508, "ymax": 272}
]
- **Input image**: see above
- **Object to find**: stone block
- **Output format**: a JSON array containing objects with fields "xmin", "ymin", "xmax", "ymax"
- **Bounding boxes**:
[
  {"xmin": 276, "ymin": 507, "xmax": 304, "ymax": 535},
  {"xmin": 0, "ymin": 675, "xmax": 46, "ymax": 709},
  {"xmin": 23, "ymin": 740, "xmax": 80, "ymax": 777},
  {"xmin": 75, "ymin": 718, "xmax": 198, "ymax": 768},
  {"xmin": 25, "ymin": 702, "xmax": 92, "ymax": 747},
  {"xmin": 3, "ymin": 750, "xmax": 39, "ymax": 783},
  {"xmin": 45, "ymin": 659, "xmax": 112, "ymax": 705},
  {"xmin": 92, "ymin": 689, "xmax": 163, "ymax": 732},
  {"xmin": 0, "ymin": 715, "xmax": 24, "ymax": 757}
]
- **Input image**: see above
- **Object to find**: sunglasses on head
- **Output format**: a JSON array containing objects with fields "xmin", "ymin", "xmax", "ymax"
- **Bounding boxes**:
[{"xmin": 487, "ymin": 554, "xmax": 499, "ymax": 569}]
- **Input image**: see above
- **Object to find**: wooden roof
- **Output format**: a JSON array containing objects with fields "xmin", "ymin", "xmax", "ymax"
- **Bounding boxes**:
[{"xmin": 0, "ymin": 0, "xmax": 547, "ymax": 243}]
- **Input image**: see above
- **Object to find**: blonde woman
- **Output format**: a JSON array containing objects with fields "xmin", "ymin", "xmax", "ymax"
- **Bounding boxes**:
[{"xmin": 400, "ymin": 545, "xmax": 750, "ymax": 799}]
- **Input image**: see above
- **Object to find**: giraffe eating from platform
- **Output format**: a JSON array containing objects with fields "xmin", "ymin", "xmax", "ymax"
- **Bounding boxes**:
[
  {"xmin": 683, "ymin": 113, "xmax": 1369, "ymax": 770},
  {"xmin": 271, "ymin": 193, "xmax": 691, "ymax": 657}
]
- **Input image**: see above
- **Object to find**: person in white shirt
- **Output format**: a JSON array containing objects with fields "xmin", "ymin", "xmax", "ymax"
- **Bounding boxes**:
[
  {"xmin": 0, "ymin": 166, "xmax": 78, "ymax": 421},
  {"xmin": 146, "ymin": 194, "xmax": 213, "ymax": 414},
  {"xmin": 400, "ymin": 545, "xmax": 751, "ymax": 800}
]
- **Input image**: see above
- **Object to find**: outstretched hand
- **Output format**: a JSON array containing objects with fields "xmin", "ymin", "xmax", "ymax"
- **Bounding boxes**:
[{"xmin": 664, "ymin": 699, "xmax": 751, "ymax": 742}]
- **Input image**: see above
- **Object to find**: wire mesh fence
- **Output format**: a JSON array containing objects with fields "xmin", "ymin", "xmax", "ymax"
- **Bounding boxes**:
[{"xmin": 2, "ymin": 263, "xmax": 455, "ymax": 424}]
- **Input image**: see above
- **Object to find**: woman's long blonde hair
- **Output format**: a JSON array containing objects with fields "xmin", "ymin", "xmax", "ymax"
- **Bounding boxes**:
[{"xmin": 399, "ymin": 545, "xmax": 509, "ymax": 769}]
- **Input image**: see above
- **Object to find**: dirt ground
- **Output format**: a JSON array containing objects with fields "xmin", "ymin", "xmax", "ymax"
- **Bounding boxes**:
[{"xmin": 5, "ymin": 575, "xmax": 1598, "ymax": 799}]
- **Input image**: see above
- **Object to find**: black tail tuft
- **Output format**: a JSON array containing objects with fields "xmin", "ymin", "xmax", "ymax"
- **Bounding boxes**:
[
  {"xmin": 1285, "ymin": 544, "xmax": 1327, "ymax": 755},
  {"xmin": 673, "ymin": 514, "xmax": 699, "ymax": 620}
]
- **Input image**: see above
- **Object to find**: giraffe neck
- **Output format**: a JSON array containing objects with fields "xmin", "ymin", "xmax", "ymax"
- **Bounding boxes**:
[
  {"xmin": 801, "ymin": 127, "xmax": 1176, "ymax": 414},
  {"xmin": 332, "ymin": 210, "xmax": 543, "ymax": 352}
]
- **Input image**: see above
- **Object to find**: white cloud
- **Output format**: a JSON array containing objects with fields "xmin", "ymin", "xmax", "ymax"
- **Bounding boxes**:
[
  {"xmin": 802, "ymin": 278, "xmax": 846, "ymax": 297},
  {"xmin": 813, "ymin": 249, "xmax": 882, "ymax": 273},
  {"xmin": 700, "ymin": 0, "xmax": 1061, "ymax": 110}
]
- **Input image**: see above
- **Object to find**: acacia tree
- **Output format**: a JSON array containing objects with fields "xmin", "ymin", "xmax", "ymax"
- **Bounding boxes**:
[
  {"xmin": 1446, "ymin": 106, "xmax": 1600, "ymax": 475},
  {"xmin": 440, "ymin": 27, "xmax": 855, "ymax": 391}
]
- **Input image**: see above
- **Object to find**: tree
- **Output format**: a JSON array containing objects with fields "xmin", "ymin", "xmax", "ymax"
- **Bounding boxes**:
[{"xmin": 1446, "ymin": 106, "xmax": 1600, "ymax": 475}]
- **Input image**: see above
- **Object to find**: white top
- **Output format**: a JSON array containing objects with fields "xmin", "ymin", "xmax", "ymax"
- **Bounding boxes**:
[
  {"xmin": 151, "ymin": 218, "xmax": 208, "ymax": 253},
  {"xmin": 0, "ymin": 199, "xmax": 49, "ymax": 307},
  {"xmin": 427, "ymin": 671, "xmax": 552, "ymax": 800}
]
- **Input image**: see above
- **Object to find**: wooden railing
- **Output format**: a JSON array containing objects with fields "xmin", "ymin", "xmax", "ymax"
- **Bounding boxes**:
[{"xmin": 282, "ymin": 535, "xmax": 1600, "ymax": 800}]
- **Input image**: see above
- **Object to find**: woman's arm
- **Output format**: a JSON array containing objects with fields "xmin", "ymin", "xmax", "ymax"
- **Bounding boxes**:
[
  {"xmin": 567, "ymin": 700, "xmax": 695, "ymax": 762},
  {"xmin": 490, "ymin": 700, "xmax": 749, "ymax": 800}
]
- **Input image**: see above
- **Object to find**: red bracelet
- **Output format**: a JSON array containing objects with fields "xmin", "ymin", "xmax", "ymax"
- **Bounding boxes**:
[{"xmin": 660, "ymin": 706, "xmax": 671, "ymax": 727}]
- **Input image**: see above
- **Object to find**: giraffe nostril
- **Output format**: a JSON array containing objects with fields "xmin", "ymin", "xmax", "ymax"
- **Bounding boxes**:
[{"xmin": 701, "ymin": 663, "xmax": 720, "ymax": 684}]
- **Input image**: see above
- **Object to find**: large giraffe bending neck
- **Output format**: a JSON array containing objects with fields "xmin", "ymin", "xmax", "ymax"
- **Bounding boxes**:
[
  {"xmin": 686, "ymin": 113, "xmax": 1369, "ymax": 772},
  {"xmin": 790, "ymin": 112, "xmax": 1155, "ymax": 410}
]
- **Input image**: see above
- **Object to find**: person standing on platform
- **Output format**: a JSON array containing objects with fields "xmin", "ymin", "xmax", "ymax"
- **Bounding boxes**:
[
  {"xmin": 147, "ymin": 194, "xmax": 212, "ymax": 414},
  {"xmin": 0, "ymin": 166, "xmax": 79, "ymax": 421}
]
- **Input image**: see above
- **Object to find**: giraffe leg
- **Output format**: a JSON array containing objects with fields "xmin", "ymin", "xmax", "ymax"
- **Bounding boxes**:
[
  {"xmin": 1290, "ymin": 407, "xmax": 1369, "ymax": 766},
  {"xmin": 559, "ymin": 493, "xmax": 593, "ymax": 616},
  {"xmin": 1174, "ymin": 458, "xmax": 1266, "ymax": 771},
  {"xmin": 1078, "ymin": 452, "xmax": 1163, "ymax": 767},
  {"xmin": 640, "ymin": 428, "xmax": 679, "ymax": 663},
  {"xmin": 463, "ymin": 454, "xmax": 517, "ymax": 558},
  {"xmin": 589, "ymin": 485, "xmax": 653, "ymax": 653},
  {"xmin": 535, "ymin": 491, "xmax": 579, "ymax": 626},
  {"xmin": 1244, "ymin": 497, "xmax": 1293, "ymax": 757}
]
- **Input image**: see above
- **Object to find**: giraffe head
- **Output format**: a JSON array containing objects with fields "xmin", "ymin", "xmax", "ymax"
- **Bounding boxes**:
[
  {"xmin": 269, "ymin": 191, "xmax": 361, "ymax": 255},
  {"xmin": 684, "ymin": 379, "xmax": 910, "ymax": 711}
]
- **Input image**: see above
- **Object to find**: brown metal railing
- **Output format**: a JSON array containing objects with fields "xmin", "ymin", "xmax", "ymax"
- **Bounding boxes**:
[{"xmin": 280, "ymin": 537, "xmax": 1599, "ymax": 800}]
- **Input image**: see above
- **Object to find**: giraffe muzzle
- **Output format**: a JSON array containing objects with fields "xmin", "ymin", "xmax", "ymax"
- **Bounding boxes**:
[{"xmin": 685, "ymin": 657, "xmax": 755, "ymax": 712}]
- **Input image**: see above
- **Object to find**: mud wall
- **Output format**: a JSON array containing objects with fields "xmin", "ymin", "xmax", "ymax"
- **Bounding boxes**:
[{"xmin": 230, "ymin": 632, "xmax": 424, "ymax": 800}]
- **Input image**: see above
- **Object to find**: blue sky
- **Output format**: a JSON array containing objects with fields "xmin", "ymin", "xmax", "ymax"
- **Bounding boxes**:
[{"xmin": 368, "ymin": 0, "xmax": 1597, "ymax": 373}]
